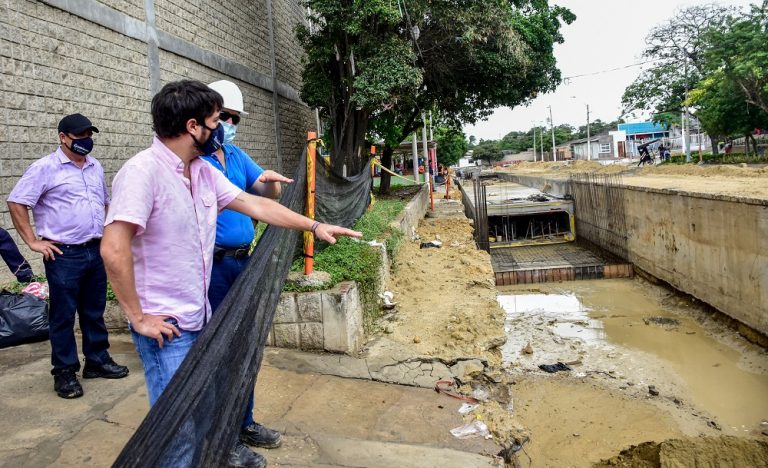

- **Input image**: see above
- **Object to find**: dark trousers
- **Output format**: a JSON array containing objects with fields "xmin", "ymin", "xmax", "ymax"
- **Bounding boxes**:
[
  {"xmin": 43, "ymin": 242, "xmax": 111, "ymax": 374},
  {"xmin": 0, "ymin": 228, "xmax": 33, "ymax": 282},
  {"xmin": 208, "ymin": 253, "xmax": 255, "ymax": 429}
]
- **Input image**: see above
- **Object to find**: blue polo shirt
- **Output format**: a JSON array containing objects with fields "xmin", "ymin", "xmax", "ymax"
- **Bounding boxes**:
[{"xmin": 202, "ymin": 144, "xmax": 264, "ymax": 248}]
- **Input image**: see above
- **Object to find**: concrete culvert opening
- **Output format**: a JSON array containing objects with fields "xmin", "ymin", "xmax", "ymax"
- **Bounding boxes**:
[{"xmin": 488, "ymin": 211, "xmax": 572, "ymax": 246}]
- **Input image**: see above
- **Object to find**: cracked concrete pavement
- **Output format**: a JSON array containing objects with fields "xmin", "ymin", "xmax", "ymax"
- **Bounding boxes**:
[{"xmin": 0, "ymin": 334, "xmax": 501, "ymax": 467}]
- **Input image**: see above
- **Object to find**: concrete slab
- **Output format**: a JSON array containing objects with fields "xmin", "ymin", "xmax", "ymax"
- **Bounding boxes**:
[{"xmin": 0, "ymin": 335, "xmax": 501, "ymax": 467}]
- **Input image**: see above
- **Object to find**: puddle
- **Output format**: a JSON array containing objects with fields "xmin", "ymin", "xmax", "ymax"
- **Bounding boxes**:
[{"xmin": 498, "ymin": 279, "xmax": 768, "ymax": 432}]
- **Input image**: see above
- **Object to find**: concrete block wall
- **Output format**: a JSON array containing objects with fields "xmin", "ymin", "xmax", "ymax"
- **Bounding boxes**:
[
  {"xmin": 0, "ymin": 0, "xmax": 314, "ymax": 283},
  {"xmin": 269, "ymin": 282, "xmax": 364, "ymax": 354}
]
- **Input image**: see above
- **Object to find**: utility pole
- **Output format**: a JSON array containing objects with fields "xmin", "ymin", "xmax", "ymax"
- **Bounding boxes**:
[
  {"xmin": 422, "ymin": 113, "xmax": 430, "ymax": 188},
  {"xmin": 683, "ymin": 57, "xmax": 691, "ymax": 162},
  {"xmin": 586, "ymin": 104, "xmax": 591, "ymax": 161},
  {"xmin": 540, "ymin": 125, "xmax": 544, "ymax": 160},
  {"xmin": 411, "ymin": 133, "xmax": 419, "ymax": 183},
  {"xmin": 532, "ymin": 124, "xmax": 537, "ymax": 162},
  {"xmin": 429, "ymin": 110, "xmax": 433, "ymax": 142},
  {"xmin": 548, "ymin": 105, "xmax": 556, "ymax": 161}
]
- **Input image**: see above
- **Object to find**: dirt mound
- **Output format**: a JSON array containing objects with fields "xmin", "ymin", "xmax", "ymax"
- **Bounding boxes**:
[
  {"xmin": 639, "ymin": 164, "xmax": 768, "ymax": 178},
  {"xmin": 384, "ymin": 215, "xmax": 505, "ymax": 363},
  {"xmin": 595, "ymin": 436, "xmax": 768, "ymax": 467}
]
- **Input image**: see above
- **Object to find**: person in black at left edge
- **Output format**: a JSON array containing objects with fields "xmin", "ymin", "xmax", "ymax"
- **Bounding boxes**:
[{"xmin": 0, "ymin": 227, "xmax": 34, "ymax": 282}]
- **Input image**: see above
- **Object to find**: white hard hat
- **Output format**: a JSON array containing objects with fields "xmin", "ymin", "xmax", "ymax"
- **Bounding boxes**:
[{"xmin": 208, "ymin": 80, "xmax": 248, "ymax": 115}]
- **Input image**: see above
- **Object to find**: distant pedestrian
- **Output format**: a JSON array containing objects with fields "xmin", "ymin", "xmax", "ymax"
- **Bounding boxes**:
[
  {"xmin": 637, "ymin": 143, "xmax": 653, "ymax": 166},
  {"xmin": 7, "ymin": 113, "xmax": 129, "ymax": 400},
  {"xmin": 0, "ymin": 227, "xmax": 34, "ymax": 282}
]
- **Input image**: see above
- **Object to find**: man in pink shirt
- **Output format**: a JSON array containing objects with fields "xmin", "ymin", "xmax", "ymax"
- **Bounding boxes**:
[
  {"xmin": 7, "ymin": 113, "xmax": 129, "ymax": 400},
  {"xmin": 100, "ymin": 80, "xmax": 360, "ymax": 467}
]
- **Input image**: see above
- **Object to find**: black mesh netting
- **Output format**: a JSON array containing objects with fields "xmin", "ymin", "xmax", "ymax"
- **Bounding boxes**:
[
  {"xmin": 314, "ymin": 154, "xmax": 372, "ymax": 229},
  {"xmin": 113, "ymin": 149, "xmax": 371, "ymax": 467}
]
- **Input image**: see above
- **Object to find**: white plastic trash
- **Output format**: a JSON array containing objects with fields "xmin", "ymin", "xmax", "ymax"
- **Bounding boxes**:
[{"xmin": 449, "ymin": 421, "xmax": 490, "ymax": 439}]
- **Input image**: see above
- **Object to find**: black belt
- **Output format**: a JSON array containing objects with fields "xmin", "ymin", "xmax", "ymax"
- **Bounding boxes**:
[
  {"xmin": 42, "ymin": 238, "xmax": 101, "ymax": 248},
  {"xmin": 213, "ymin": 245, "xmax": 250, "ymax": 261}
]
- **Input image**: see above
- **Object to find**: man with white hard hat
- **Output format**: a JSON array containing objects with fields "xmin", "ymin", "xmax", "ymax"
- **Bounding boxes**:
[{"xmin": 203, "ymin": 79, "xmax": 291, "ymax": 466}]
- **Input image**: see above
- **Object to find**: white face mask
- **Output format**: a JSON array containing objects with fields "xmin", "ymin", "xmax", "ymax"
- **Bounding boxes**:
[{"xmin": 221, "ymin": 120, "xmax": 237, "ymax": 145}]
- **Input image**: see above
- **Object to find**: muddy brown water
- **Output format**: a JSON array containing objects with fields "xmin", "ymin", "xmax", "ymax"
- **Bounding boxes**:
[{"xmin": 498, "ymin": 279, "xmax": 768, "ymax": 433}]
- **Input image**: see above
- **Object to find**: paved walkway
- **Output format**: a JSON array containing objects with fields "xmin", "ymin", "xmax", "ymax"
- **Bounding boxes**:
[{"xmin": 0, "ymin": 334, "xmax": 500, "ymax": 467}]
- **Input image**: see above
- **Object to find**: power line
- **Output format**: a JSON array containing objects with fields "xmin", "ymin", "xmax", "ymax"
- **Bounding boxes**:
[{"xmin": 562, "ymin": 59, "xmax": 657, "ymax": 82}]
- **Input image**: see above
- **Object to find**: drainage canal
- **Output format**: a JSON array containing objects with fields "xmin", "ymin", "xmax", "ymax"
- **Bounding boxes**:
[{"xmin": 497, "ymin": 279, "xmax": 768, "ymax": 434}]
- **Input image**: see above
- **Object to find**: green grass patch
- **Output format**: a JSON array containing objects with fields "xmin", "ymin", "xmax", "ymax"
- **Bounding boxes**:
[{"xmin": 286, "ymin": 198, "xmax": 406, "ymax": 333}]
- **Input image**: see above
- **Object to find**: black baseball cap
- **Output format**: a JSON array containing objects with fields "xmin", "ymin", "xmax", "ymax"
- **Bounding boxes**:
[{"xmin": 58, "ymin": 113, "xmax": 99, "ymax": 134}]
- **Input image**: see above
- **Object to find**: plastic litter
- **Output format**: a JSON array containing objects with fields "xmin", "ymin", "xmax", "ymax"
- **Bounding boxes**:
[
  {"xmin": 458, "ymin": 403, "xmax": 478, "ymax": 415},
  {"xmin": 538, "ymin": 362, "xmax": 571, "ymax": 373},
  {"xmin": 450, "ymin": 421, "xmax": 490, "ymax": 439},
  {"xmin": 380, "ymin": 291, "xmax": 398, "ymax": 309},
  {"xmin": 0, "ymin": 292, "xmax": 49, "ymax": 348},
  {"xmin": 419, "ymin": 240, "xmax": 442, "ymax": 249},
  {"xmin": 21, "ymin": 281, "xmax": 49, "ymax": 300}
]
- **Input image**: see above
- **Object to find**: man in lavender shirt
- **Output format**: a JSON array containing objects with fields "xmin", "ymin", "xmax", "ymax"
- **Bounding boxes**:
[
  {"xmin": 100, "ymin": 80, "xmax": 360, "ymax": 467},
  {"xmin": 7, "ymin": 113, "xmax": 129, "ymax": 400}
]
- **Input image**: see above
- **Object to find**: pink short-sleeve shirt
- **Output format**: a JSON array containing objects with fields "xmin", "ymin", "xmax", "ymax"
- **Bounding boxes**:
[{"xmin": 105, "ymin": 137, "xmax": 242, "ymax": 331}]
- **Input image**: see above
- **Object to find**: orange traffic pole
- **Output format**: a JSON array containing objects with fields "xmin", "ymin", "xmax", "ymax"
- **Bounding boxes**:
[{"xmin": 304, "ymin": 131, "xmax": 317, "ymax": 276}]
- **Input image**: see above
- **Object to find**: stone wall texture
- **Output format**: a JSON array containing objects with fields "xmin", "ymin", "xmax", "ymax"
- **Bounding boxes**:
[{"xmin": 0, "ymin": 0, "xmax": 313, "ymax": 282}]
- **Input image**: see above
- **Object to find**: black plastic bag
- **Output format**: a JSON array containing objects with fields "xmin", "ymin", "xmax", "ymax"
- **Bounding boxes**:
[{"xmin": 0, "ymin": 291, "xmax": 49, "ymax": 348}]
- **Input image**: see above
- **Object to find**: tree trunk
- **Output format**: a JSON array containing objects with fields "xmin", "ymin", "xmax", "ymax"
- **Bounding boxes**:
[
  {"xmin": 379, "ymin": 144, "xmax": 393, "ymax": 195},
  {"xmin": 330, "ymin": 107, "xmax": 370, "ymax": 176},
  {"xmin": 710, "ymin": 135, "xmax": 719, "ymax": 155},
  {"xmin": 749, "ymin": 134, "xmax": 758, "ymax": 155}
]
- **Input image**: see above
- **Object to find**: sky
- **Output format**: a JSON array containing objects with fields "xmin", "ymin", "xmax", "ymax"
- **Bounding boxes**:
[{"xmin": 462, "ymin": 0, "xmax": 754, "ymax": 141}]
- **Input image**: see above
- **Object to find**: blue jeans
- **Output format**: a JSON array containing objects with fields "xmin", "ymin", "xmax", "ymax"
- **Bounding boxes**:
[
  {"xmin": 132, "ymin": 319, "xmax": 199, "ymax": 467},
  {"xmin": 208, "ymin": 254, "xmax": 255, "ymax": 429},
  {"xmin": 131, "ymin": 318, "xmax": 200, "ymax": 406},
  {"xmin": 43, "ymin": 241, "xmax": 111, "ymax": 374}
]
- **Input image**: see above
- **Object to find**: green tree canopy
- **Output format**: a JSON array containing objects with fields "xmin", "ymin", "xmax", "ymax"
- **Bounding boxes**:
[
  {"xmin": 298, "ymin": 0, "xmax": 575, "ymax": 179},
  {"xmin": 621, "ymin": 4, "xmax": 734, "ymax": 120},
  {"xmin": 434, "ymin": 127, "xmax": 468, "ymax": 167}
]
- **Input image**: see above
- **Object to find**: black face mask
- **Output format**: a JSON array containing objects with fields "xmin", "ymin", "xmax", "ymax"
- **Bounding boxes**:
[
  {"xmin": 191, "ymin": 122, "xmax": 223, "ymax": 155},
  {"xmin": 66, "ymin": 137, "xmax": 94, "ymax": 156}
]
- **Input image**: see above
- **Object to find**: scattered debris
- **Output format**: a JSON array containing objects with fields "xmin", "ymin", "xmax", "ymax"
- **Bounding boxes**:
[
  {"xmin": 648, "ymin": 385, "xmax": 660, "ymax": 396},
  {"xmin": 380, "ymin": 291, "xmax": 398, "ymax": 309},
  {"xmin": 450, "ymin": 420, "xmax": 491, "ymax": 439},
  {"xmin": 419, "ymin": 240, "xmax": 442, "ymax": 249},
  {"xmin": 471, "ymin": 387, "xmax": 490, "ymax": 402},
  {"xmin": 538, "ymin": 362, "xmax": 572, "ymax": 373},
  {"xmin": 434, "ymin": 380, "xmax": 479, "ymax": 403},
  {"xmin": 643, "ymin": 316, "xmax": 681, "ymax": 327},
  {"xmin": 708, "ymin": 420, "xmax": 722, "ymax": 431},
  {"xmin": 497, "ymin": 437, "xmax": 529, "ymax": 465},
  {"xmin": 521, "ymin": 342, "xmax": 534, "ymax": 355},
  {"xmin": 458, "ymin": 403, "xmax": 478, "ymax": 415}
]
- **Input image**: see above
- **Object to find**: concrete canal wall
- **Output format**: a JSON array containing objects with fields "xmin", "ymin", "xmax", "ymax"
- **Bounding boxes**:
[{"xmin": 498, "ymin": 172, "xmax": 768, "ymax": 338}]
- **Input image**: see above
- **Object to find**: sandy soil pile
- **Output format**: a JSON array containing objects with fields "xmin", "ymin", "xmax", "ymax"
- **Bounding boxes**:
[
  {"xmin": 384, "ymin": 217, "xmax": 506, "ymax": 363},
  {"xmin": 595, "ymin": 436, "xmax": 768, "ymax": 467},
  {"xmin": 499, "ymin": 160, "xmax": 768, "ymax": 199}
]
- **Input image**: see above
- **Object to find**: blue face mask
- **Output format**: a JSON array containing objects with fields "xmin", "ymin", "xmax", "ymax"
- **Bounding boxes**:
[
  {"xmin": 67, "ymin": 137, "xmax": 94, "ymax": 156},
  {"xmin": 221, "ymin": 120, "xmax": 237, "ymax": 145},
  {"xmin": 192, "ymin": 122, "xmax": 223, "ymax": 155}
]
